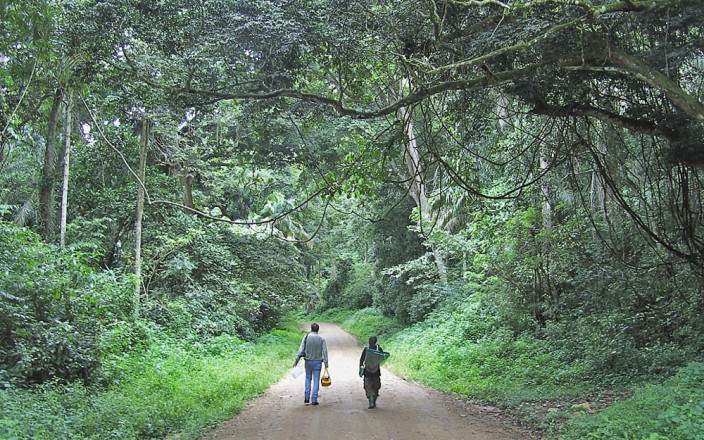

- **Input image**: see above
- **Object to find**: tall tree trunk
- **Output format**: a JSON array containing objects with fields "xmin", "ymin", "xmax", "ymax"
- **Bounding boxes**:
[
  {"xmin": 180, "ymin": 171, "xmax": 194, "ymax": 209},
  {"xmin": 175, "ymin": 127, "xmax": 194, "ymax": 210},
  {"xmin": 589, "ymin": 167, "xmax": 606, "ymax": 240},
  {"xmin": 59, "ymin": 92, "xmax": 72, "ymax": 248},
  {"xmin": 133, "ymin": 119, "xmax": 149, "ymax": 319},
  {"xmin": 538, "ymin": 147, "xmax": 556, "ymax": 316},
  {"xmin": 589, "ymin": 169, "xmax": 605, "ymax": 215},
  {"xmin": 39, "ymin": 89, "xmax": 62, "ymax": 239},
  {"xmin": 540, "ymin": 147, "xmax": 553, "ymax": 229},
  {"xmin": 399, "ymin": 80, "xmax": 448, "ymax": 284}
]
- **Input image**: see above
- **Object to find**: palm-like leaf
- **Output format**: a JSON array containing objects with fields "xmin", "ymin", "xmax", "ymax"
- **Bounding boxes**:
[{"xmin": 13, "ymin": 199, "xmax": 36, "ymax": 226}]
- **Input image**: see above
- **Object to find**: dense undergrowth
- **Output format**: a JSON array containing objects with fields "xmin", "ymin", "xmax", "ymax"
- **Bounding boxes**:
[
  {"xmin": 313, "ymin": 307, "xmax": 704, "ymax": 439},
  {"xmin": 0, "ymin": 322, "xmax": 300, "ymax": 440},
  {"xmin": 0, "ymin": 222, "xmax": 303, "ymax": 439},
  {"xmin": 563, "ymin": 361, "xmax": 704, "ymax": 440}
]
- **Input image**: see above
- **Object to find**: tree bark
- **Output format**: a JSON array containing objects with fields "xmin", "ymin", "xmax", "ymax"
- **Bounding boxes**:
[
  {"xmin": 39, "ymin": 89, "xmax": 62, "ymax": 239},
  {"xmin": 180, "ymin": 171, "xmax": 194, "ymax": 209},
  {"xmin": 59, "ymin": 92, "xmax": 72, "ymax": 248},
  {"xmin": 540, "ymin": 148, "xmax": 553, "ymax": 229},
  {"xmin": 399, "ymin": 80, "xmax": 448, "ymax": 284},
  {"xmin": 133, "ymin": 119, "xmax": 149, "ymax": 319},
  {"xmin": 608, "ymin": 48, "xmax": 704, "ymax": 124}
]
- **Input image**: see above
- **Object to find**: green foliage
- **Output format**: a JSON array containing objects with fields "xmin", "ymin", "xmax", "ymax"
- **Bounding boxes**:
[
  {"xmin": 455, "ymin": 205, "xmax": 704, "ymax": 380},
  {"xmin": 319, "ymin": 306, "xmax": 589, "ymax": 403},
  {"xmin": 562, "ymin": 362, "xmax": 704, "ymax": 440},
  {"xmin": 313, "ymin": 308, "xmax": 401, "ymax": 341},
  {"xmin": 0, "ymin": 320, "xmax": 301, "ymax": 440},
  {"xmin": 320, "ymin": 260, "xmax": 376, "ymax": 310},
  {"xmin": 143, "ymin": 215, "xmax": 309, "ymax": 340},
  {"xmin": 0, "ymin": 222, "xmax": 133, "ymax": 385},
  {"xmin": 320, "ymin": 257, "xmax": 353, "ymax": 309},
  {"xmin": 0, "ymin": 218, "xmax": 308, "ymax": 387},
  {"xmin": 3, "ymin": 0, "xmax": 704, "ymax": 438},
  {"xmin": 318, "ymin": 303, "xmax": 704, "ymax": 436},
  {"xmin": 362, "ymin": 194, "xmax": 428, "ymax": 322},
  {"xmin": 342, "ymin": 261, "xmax": 376, "ymax": 309}
]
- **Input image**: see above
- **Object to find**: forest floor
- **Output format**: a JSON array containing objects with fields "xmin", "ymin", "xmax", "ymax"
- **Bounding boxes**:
[{"xmin": 203, "ymin": 323, "xmax": 533, "ymax": 440}]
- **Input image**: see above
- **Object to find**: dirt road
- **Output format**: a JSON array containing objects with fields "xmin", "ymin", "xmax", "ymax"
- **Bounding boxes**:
[{"xmin": 203, "ymin": 323, "xmax": 526, "ymax": 440}]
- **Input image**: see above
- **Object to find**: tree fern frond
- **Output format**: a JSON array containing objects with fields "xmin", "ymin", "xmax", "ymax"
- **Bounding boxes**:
[{"xmin": 14, "ymin": 199, "xmax": 36, "ymax": 226}]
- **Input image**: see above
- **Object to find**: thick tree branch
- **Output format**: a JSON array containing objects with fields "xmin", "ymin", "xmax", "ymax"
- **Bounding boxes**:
[
  {"xmin": 182, "ymin": 62, "xmax": 545, "ymax": 119},
  {"xmin": 607, "ymin": 48, "xmax": 704, "ymax": 123},
  {"xmin": 430, "ymin": 0, "xmax": 689, "ymax": 75},
  {"xmin": 529, "ymin": 101, "xmax": 668, "ymax": 137},
  {"xmin": 429, "ymin": 17, "xmax": 583, "ymax": 74}
]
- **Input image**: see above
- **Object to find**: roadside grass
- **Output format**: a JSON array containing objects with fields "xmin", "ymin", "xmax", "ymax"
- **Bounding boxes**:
[
  {"xmin": 561, "ymin": 362, "xmax": 704, "ymax": 440},
  {"xmin": 309, "ymin": 307, "xmax": 589, "ymax": 402},
  {"xmin": 0, "ymin": 319, "xmax": 301, "ymax": 440},
  {"xmin": 310, "ymin": 307, "xmax": 704, "ymax": 439}
]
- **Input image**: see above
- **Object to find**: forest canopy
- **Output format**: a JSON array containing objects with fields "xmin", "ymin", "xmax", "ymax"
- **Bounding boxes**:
[{"xmin": 1, "ymin": 0, "xmax": 704, "ymax": 438}]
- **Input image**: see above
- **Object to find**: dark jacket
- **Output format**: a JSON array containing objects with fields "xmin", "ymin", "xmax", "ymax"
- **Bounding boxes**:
[{"xmin": 359, "ymin": 344, "xmax": 383, "ymax": 376}]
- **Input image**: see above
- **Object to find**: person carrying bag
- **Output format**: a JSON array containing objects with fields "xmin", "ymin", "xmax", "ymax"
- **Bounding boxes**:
[
  {"xmin": 359, "ymin": 335, "xmax": 390, "ymax": 409},
  {"xmin": 293, "ymin": 323, "xmax": 329, "ymax": 406},
  {"xmin": 321, "ymin": 367, "xmax": 331, "ymax": 387}
]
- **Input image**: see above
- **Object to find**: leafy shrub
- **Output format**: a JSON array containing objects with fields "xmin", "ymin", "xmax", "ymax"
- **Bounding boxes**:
[
  {"xmin": 0, "ymin": 321, "xmax": 301, "ymax": 440},
  {"xmin": 340, "ymin": 261, "xmax": 375, "ymax": 309},
  {"xmin": 368, "ymin": 195, "xmax": 426, "ymax": 322},
  {"xmin": 372, "ymin": 274, "xmax": 416, "ymax": 321},
  {"xmin": 143, "ymin": 215, "xmax": 310, "ymax": 339},
  {"xmin": 543, "ymin": 314, "xmax": 703, "ymax": 382},
  {"xmin": 320, "ymin": 257, "xmax": 353, "ymax": 309},
  {"xmin": 563, "ymin": 362, "xmax": 704, "ymax": 440},
  {"xmin": 0, "ymin": 223, "xmax": 133, "ymax": 385}
]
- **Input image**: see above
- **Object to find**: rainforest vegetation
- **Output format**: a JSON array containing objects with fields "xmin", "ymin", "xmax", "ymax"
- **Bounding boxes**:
[{"xmin": 1, "ymin": 0, "xmax": 703, "ymax": 438}]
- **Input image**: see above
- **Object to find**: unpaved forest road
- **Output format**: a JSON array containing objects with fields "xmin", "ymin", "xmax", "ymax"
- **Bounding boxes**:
[{"xmin": 203, "ymin": 323, "xmax": 528, "ymax": 440}]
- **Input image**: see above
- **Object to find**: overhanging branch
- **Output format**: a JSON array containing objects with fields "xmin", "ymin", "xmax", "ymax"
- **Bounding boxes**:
[{"xmin": 181, "ymin": 62, "xmax": 545, "ymax": 119}]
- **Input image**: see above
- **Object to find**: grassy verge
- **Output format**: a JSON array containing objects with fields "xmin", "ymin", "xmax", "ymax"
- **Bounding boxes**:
[
  {"xmin": 0, "ymin": 319, "xmax": 301, "ymax": 440},
  {"xmin": 310, "ymin": 308, "xmax": 589, "ymax": 401},
  {"xmin": 562, "ymin": 362, "xmax": 704, "ymax": 440},
  {"xmin": 310, "ymin": 307, "xmax": 704, "ymax": 439}
]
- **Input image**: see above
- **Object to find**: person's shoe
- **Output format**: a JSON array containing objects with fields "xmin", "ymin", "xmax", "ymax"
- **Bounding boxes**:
[
  {"xmin": 304, "ymin": 399, "xmax": 310, "ymax": 404},
  {"xmin": 311, "ymin": 401, "xmax": 319, "ymax": 406},
  {"xmin": 367, "ymin": 397, "xmax": 374, "ymax": 409}
]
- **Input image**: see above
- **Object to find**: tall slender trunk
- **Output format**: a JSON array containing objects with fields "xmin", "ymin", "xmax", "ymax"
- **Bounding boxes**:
[
  {"xmin": 59, "ymin": 92, "xmax": 72, "ymax": 248},
  {"xmin": 175, "ymin": 129, "xmax": 194, "ymax": 210},
  {"xmin": 399, "ymin": 80, "xmax": 448, "ymax": 284},
  {"xmin": 589, "ymin": 170, "xmax": 603, "ymax": 214},
  {"xmin": 133, "ymin": 119, "xmax": 149, "ymax": 319},
  {"xmin": 39, "ymin": 89, "xmax": 62, "ymax": 239},
  {"xmin": 180, "ymin": 171, "xmax": 194, "ymax": 209},
  {"xmin": 540, "ymin": 148, "xmax": 553, "ymax": 229},
  {"xmin": 462, "ymin": 252, "xmax": 468, "ymax": 279}
]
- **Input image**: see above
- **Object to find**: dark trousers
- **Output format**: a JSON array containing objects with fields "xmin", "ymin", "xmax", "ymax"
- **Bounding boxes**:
[{"xmin": 363, "ymin": 371, "xmax": 381, "ymax": 398}]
